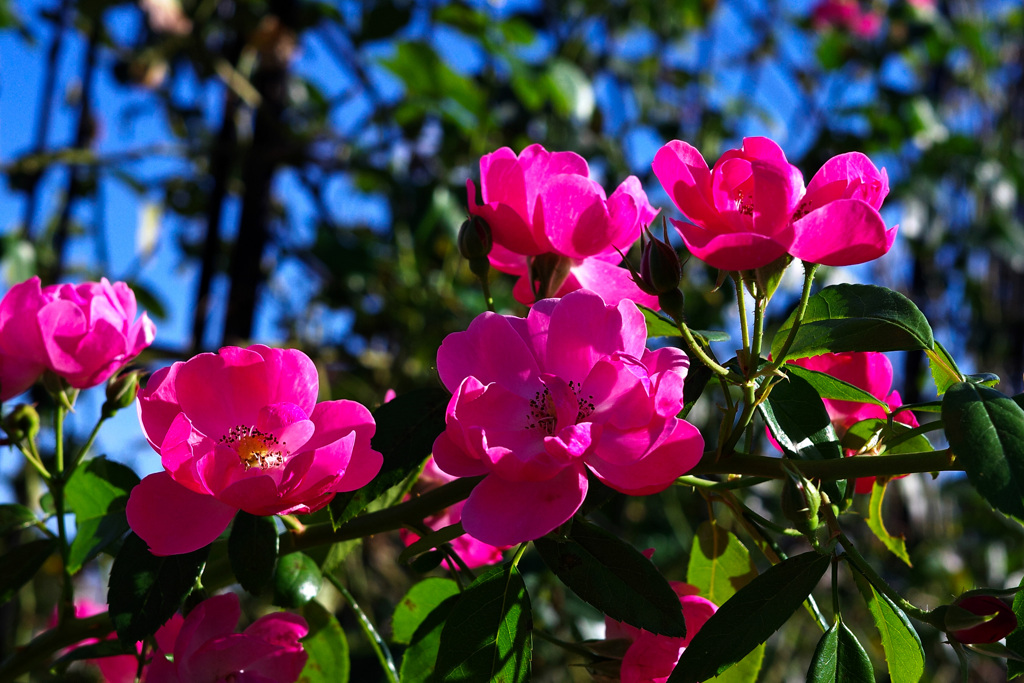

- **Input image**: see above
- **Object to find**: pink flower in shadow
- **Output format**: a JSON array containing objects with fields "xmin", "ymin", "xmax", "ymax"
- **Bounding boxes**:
[
  {"xmin": 146, "ymin": 592, "xmax": 308, "ymax": 683},
  {"xmin": 653, "ymin": 137, "xmax": 895, "ymax": 270},
  {"xmin": 468, "ymin": 144, "xmax": 659, "ymax": 306},
  {"xmin": 433, "ymin": 290, "xmax": 704, "ymax": 546},
  {"xmin": 127, "ymin": 345, "xmax": 382, "ymax": 555},
  {"xmin": 774, "ymin": 352, "xmax": 918, "ymax": 493},
  {"xmin": 401, "ymin": 457, "xmax": 508, "ymax": 569},
  {"xmin": 602, "ymin": 582, "xmax": 717, "ymax": 683},
  {"xmin": 0, "ymin": 276, "xmax": 155, "ymax": 396}
]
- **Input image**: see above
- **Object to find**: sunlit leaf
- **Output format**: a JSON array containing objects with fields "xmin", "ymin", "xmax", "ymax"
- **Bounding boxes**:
[
  {"xmin": 298, "ymin": 601, "xmax": 350, "ymax": 683},
  {"xmin": 851, "ymin": 568, "xmax": 924, "ymax": 683},
  {"xmin": 807, "ymin": 621, "xmax": 874, "ymax": 683},
  {"xmin": 865, "ymin": 480, "xmax": 912, "ymax": 567},
  {"xmin": 393, "ymin": 577, "xmax": 460, "ymax": 645}
]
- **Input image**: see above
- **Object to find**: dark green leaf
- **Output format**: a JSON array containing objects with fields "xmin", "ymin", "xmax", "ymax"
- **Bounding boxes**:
[
  {"xmin": 758, "ymin": 372, "xmax": 846, "ymax": 501},
  {"xmin": 228, "ymin": 511, "xmax": 278, "ymax": 595},
  {"xmin": 1006, "ymin": 574, "xmax": 1024, "ymax": 678},
  {"xmin": 434, "ymin": 562, "xmax": 532, "ymax": 683},
  {"xmin": 841, "ymin": 419, "xmax": 932, "ymax": 456},
  {"xmin": 807, "ymin": 621, "xmax": 874, "ymax": 683},
  {"xmin": 686, "ymin": 522, "xmax": 764, "ymax": 683},
  {"xmin": 329, "ymin": 387, "xmax": 448, "ymax": 527},
  {"xmin": 638, "ymin": 304, "xmax": 729, "ymax": 342},
  {"xmin": 926, "ymin": 341, "xmax": 963, "ymax": 396},
  {"xmin": 273, "ymin": 552, "xmax": 322, "ymax": 608},
  {"xmin": 0, "ymin": 538, "xmax": 58, "ymax": 603},
  {"xmin": 107, "ymin": 533, "xmax": 208, "ymax": 644},
  {"xmin": 400, "ymin": 595, "xmax": 459, "ymax": 683},
  {"xmin": 785, "ymin": 364, "xmax": 889, "ymax": 409},
  {"xmin": 65, "ymin": 457, "xmax": 140, "ymax": 573},
  {"xmin": 393, "ymin": 577, "xmax": 460, "ymax": 645},
  {"xmin": 0, "ymin": 503, "xmax": 38, "ymax": 535},
  {"xmin": 535, "ymin": 518, "xmax": 687, "ymax": 637},
  {"xmin": 942, "ymin": 382, "xmax": 1024, "ymax": 523},
  {"xmin": 670, "ymin": 552, "xmax": 831, "ymax": 682},
  {"xmin": 298, "ymin": 601, "xmax": 350, "ymax": 683},
  {"xmin": 358, "ymin": 3, "xmax": 411, "ymax": 42},
  {"xmin": 851, "ymin": 568, "xmax": 924, "ymax": 683},
  {"xmin": 771, "ymin": 284, "xmax": 934, "ymax": 362}
]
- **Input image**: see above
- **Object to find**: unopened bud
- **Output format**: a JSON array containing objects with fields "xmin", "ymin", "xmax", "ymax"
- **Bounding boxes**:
[
  {"xmin": 781, "ymin": 475, "xmax": 822, "ymax": 536},
  {"xmin": 640, "ymin": 223, "xmax": 682, "ymax": 294},
  {"xmin": 3, "ymin": 404, "xmax": 40, "ymax": 443},
  {"xmin": 458, "ymin": 216, "xmax": 493, "ymax": 261},
  {"xmin": 946, "ymin": 595, "xmax": 1017, "ymax": 644},
  {"xmin": 103, "ymin": 370, "xmax": 142, "ymax": 419}
]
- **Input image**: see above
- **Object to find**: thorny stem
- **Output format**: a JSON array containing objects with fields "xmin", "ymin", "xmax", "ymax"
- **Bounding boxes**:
[
  {"xmin": 328, "ymin": 575, "xmax": 399, "ymax": 683},
  {"xmin": 763, "ymin": 262, "xmax": 819, "ymax": 376},
  {"xmin": 690, "ymin": 449, "xmax": 957, "ymax": 480},
  {"xmin": 674, "ymin": 318, "xmax": 743, "ymax": 384},
  {"xmin": 52, "ymin": 405, "xmax": 74, "ymax": 625}
]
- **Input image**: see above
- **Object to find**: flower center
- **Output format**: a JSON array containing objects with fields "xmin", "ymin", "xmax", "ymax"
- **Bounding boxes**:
[
  {"xmin": 735, "ymin": 190, "xmax": 754, "ymax": 216},
  {"xmin": 219, "ymin": 425, "xmax": 285, "ymax": 470},
  {"xmin": 526, "ymin": 380, "xmax": 595, "ymax": 435}
]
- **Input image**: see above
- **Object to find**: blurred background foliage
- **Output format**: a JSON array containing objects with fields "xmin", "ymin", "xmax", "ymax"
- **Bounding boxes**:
[{"xmin": 2, "ymin": 0, "xmax": 1024, "ymax": 680}]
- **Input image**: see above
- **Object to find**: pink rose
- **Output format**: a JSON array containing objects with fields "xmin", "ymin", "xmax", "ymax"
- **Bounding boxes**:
[
  {"xmin": 401, "ymin": 457, "xmax": 507, "ymax": 569},
  {"xmin": 49, "ymin": 599, "xmax": 139, "ymax": 683},
  {"xmin": 127, "ymin": 345, "xmax": 383, "ymax": 555},
  {"xmin": 652, "ymin": 138, "xmax": 896, "ymax": 270},
  {"xmin": 433, "ymin": 289, "xmax": 704, "ymax": 546},
  {"xmin": 813, "ymin": 0, "xmax": 884, "ymax": 38},
  {"xmin": 603, "ymin": 582, "xmax": 717, "ymax": 683},
  {"xmin": 0, "ymin": 276, "xmax": 155, "ymax": 395},
  {"xmin": 467, "ymin": 144, "xmax": 659, "ymax": 307},
  {"xmin": 782, "ymin": 352, "xmax": 918, "ymax": 493},
  {"xmin": 146, "ymin": 592, "xmax": 308, "ymax": 683}
]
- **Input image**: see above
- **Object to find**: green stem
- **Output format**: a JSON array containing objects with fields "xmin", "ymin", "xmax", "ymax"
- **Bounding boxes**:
[
  {"xmin": 533, "ymin": 628, "xmax": 601, "ymax": 659},
  {"xmin": 327, "ymin": 575, "xmax": 399, "ymax": 683},
  {"xmin": 15, "ymin": 442, "xmax": 51, "ymax": 481},
  {"xmin": 278, "ymin": 476, "xmax": 482, "ymax": 556},
  {"xmin": 690, "ymin": 450, "xmax": 956, "ymax": 480},
  {"xmin": 66, "ymin": 415, "xmax": 106, "ymax": 479},
  {"xmin": 837, "ymin": 529, "xmax": 930, "ymax": 622},
  {"xmin": 676, "ymin": 474, "xmax": 773, "ymax": 492},
  {"xmin": 52, "ymin": 405, "xmax": 74, "ymax": 625},
  {"xmin": 479, "ymin": 272, "xmax": 495, "ymax": 313},
  {"xmin": 764, "ymin": 263, "xmax": 819, "ymax": 372},
  {"xmin": 674, "ymin": 319, "xmax": 744, "ymax": 383},
  {"xmin": 511, "ymin": 542, "xmax": 529, "ymax": 568},
  {"xmin": 736, "ymin": 275, "xmax": 750, "ymax": 351}
]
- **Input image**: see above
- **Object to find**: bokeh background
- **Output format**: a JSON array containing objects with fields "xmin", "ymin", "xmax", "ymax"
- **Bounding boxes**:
[{"xmin": 2, "ymin": 0, "xmax": 1024, "ymax": 680}]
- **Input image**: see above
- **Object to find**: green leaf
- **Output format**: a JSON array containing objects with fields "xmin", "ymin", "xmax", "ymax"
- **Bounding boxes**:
[
  {"xmin": 865, "ymin": 480, "xmax": 912, "ymax": 567},
  {"xmin": 926, "ymin": 341, "xmax": 964, "ymax": 396},
  {"xmin": 770, "ymin": 284, "xmax": 934, "ymax": 362},
  {"xmin": 0, "ymin": 538, "xmax": 58, "ymax": 603},
  {"xmin": 785, "ymin": 365, "xmax": 889, "ymax": 410},
  {"xmin": 329, "ymin": 387, "xmax": 447, "ymax": 527},
  {"xmin": 228, "ymin": 511, "xmax": 279, "ymax": 595},
  {"xmin": 107, "ymin": 533, "xmax": 208, "ymax": 644},
  {"xmin": 393, "ymin": 577, "xmax": 460, "ymax": 645},
  {"xmin": 686, "ymin": 522, "xmax": 764, "ymax": 683},
  {"xmin": 544, "ymin": 59, "xmax": 593, "ymax": 120},
  {"xmin": 400, "ymin": 595, "xmax": 459, "ymax": 683},
  {"xmin": 298, "ymin": 601, "xmax": 350, "ymax": 683},
  {"xmin": 669, "ymin": 551, "xmax": 831, "ymax": 682},
  {"xmin": 434, "ymin": 562, "xmax": 532, "ymax": 683},
  {"xmin": 0, "ymin": 503, "xmax": 38, "ymax": 535},
  {"xmin": 65, "ymin": 457, "xmax": 140, "ymax": 573},
  {"xmin": 851, "ymin": 569, "xmax": 924, "ymax": 683},
  {"xmin": 535, "ymin": 518, "xmax": 687, "ymax": 637},
  {"xmin": 807, "ymin": 621, "xmax": 875, "ymax": 683},
  {"xmin": 841, "ymin": 419, "xmax": 932, "ymax": 456},
  {"xmin": 273, "ymin": 552, "xmax": 322, "ymax": 608},
  {"xmin": 942, "ymin": 382, "xmax": 1024, "ymax": 523},
  {"xmin": 758, "ymin": 371, "xmax": 846, "ymax": 501}
]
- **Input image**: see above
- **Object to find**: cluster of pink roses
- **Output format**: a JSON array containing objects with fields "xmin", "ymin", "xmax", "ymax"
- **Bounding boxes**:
[
  {"xmin": 0, "ymin": 276, "xmax": 155, "ymax": 399},
  {"xmin": 469, "ymin": 139, "xmax": 895, "ymax": 301}
]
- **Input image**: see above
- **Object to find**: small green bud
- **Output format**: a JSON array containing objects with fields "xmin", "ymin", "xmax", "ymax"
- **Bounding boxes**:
[
  {"xmin": 781, "ymin": 474, "xmax": 821, "ymax": 536},
  {"xmin": 103, "ymin": 370, "xmax": 142, "ymax": 419},
  {"xmin": 3, "ymin": 404, "xmax": 40, "ymax": 443},
  {"xmin": 458, "ymin": 216, "xmax": 493, "ymax": 261}
]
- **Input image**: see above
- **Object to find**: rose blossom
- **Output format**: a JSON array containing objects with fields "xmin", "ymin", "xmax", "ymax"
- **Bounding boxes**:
[
  {"xmin": 0, "ymin": 276, "xmax": 155, "ymax": 395},
  {"xmin": 146, "ymin": 592, "xmax": 308, "ymax": 683},
  {"xmin": 652, "ymin": 137, "xmax": 895, "ymax": 270},
  {"xmin": 433, "ymin": 289, "xmax": 704, "ymax": 547},
  {"xmin": 401, "ymin": 457, "xmax": 507, "ymax": 569},
  {"xmin": 467, "ymin": 144, "xmax": 659, "ymax": 307},
  {"xmin": 127, "ymin": 345, "xmax": 382, "ymax": 555},
  {"xmin": 777, "ymin": 352, "xmax": 918, "ymax": 493},
  {"xmin": 600, "ymin": 582, "xmax": 717, "ymax": 683}
]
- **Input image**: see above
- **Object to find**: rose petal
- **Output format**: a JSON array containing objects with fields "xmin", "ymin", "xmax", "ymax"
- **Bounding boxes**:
[{"xmin": 126, "ymin": 472, "xmax": 237, "ymax": 556}]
